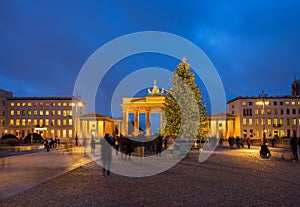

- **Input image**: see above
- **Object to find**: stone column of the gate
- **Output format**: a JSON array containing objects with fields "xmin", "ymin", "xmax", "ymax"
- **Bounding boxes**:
[{"xmin": 146, "ymin": 110, "xmax": 150, "ymax": 136}]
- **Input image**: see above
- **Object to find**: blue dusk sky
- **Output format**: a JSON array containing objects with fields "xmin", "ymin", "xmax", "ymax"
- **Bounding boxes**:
[{"xmin": 1, "ymin": 0, "xmax": 300, "ymax": 117}]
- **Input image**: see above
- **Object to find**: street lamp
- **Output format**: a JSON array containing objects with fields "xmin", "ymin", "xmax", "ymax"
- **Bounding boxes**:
[{"xmin": 256, "ymin": 91, "xmax": 270, "ymax": 157}]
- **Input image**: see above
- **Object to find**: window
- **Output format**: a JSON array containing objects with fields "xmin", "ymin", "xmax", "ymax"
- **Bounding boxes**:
[
  {"xmin": 69, "ymin": 119, "xmax": 72, "ymax": 126},
  {"xmin": 16, "ymin": 119, "xmax": 20, "ymax": 126},
  {"xmin": 39, "ymin": 110, "xmax": 43, "ymax": 116},
  {"xmin": 242, "ymin": 102, "xmax": 247, "ymax": 106},
  {"xmin": 62, "ymin": 130, "xmax": 67, "ymax": 138},
  {"xmin": 63, "ymin": 119, "xmax": 67, "ymax": 126},
  {"xmin": 22, "ymin": 110, "xmax": 26, "ymax": 116},
  {"xmin": 45, "ymin": 102, "xmax": 50, "ymax": 107},
  {"xmin": 57, "ymin": 119, "xmax": 61, "ymax": 126},
  {"xmin": 28, "ymin": 102, "xmax": 32, "ymax": 107},
  {"xmin": 286, "ymin": 109, "xmax": 290, "ymax": 114},
  {"xmin": 63, "ymin": 102, "xmax": 67, "ymax": 107},
  {"xmin": 34, "ymin": 110, "xmax": 38, "ymax": 116},
  {"xmin": 274, "ymin": 108, "xmax": 278, "ymax": 115},
  {"xmin": 51, "ymin": 102, "xmax": 55, "ymax": 107},
  {"xmin": 254, "ymin": 109, "xmax": 259, "ymax": 115},
  {"xmin": 45, "ymin": 110, "xmax": 49, "ymax": 116},
  {"xmin": 267, "ymin": 108, "xmax": 271, "ymax": 115},
  {"xmin": 249, "ymin": 118, "xmax": 253, "ymax": 126},
  {"xmin": 27, "ymin": 110, "xmax": 32, "ymax": 116},
  {"xmin": 16, "ymin": 102, "xmax": 20, "ymax": 107},
  {"xmin": 261, "ymin": 118, "xmax": 265, "ymax": 125},
  {"xmin": 28, "ymin": 119, "xmax": 32, "ymax": 126},
  {"xmin": 280, "ymin": 101, "xmax": 283, "ymax": 105},
  {"xmin": 280, "ymin": 109, "xmax": 284, "ymax": 114},
  {"xmin": 33, "ymin": 119, "xmax": 37, "ymax": 126},
  {"xmin": 22, "ymin": 119, "xmax": 26, "ymax": 126},
  {"xmin": 45, "ymin": 119, "xmax": 49, "ymax": 126},
  {"xmin": 261, "ymin": 109, "xmax": 265, "ymax": 115},
  {"xmin": 68, "ymin": 130, "xmax": 72, "ymax": 137},
  {"xmin": 267, "ymin": 118, "xmax": 272, "ymax": 126},
  {"xmin": 291, "ymin": 102, "xmax": 295, "ymax": 105},
  {"xmin": 57, "ymin": 102, "xmax": 61, "ymax": 107},
  {"xmin": 10, "ymin": 102, "xmax": 14, "ymax": 107},
  {"xmin": 51, "ymin": 110, "xmax": 55, "ymax": 115},
  {"xmin": 34, "ymin": 102, "xmax": 38, "ymax": 107},
  {"xmin": 10, "ymin": 119, "xmax": 14, "ymax": 126},
  {"xmin": 255, "ymin": 118, "xmax": 259, "ymax": 125},
  {"xmin": 22, "ymin": 102, "xmax": 26, "ymax": 107},
  {"xmin": 16, "ymin": 110, "xmax": 21, "ymax": 115},
  {"xmin": 287, "ymin": 118, "xmax": 290, "ymax": 126},
  {"xmin": 249, "ymin": 102, "xmax": 252, "ymax": 105},
  {"xmin": 280, "ymin": 118, "xmax": 284, "ymax": 125},
  {"xmin": 63, "ymin": 110, "xmax": 72, "ymax": 116},
  {"xmin": 292, "ymin": 109, "xmax": 296, "ymax": 114},
  {"xmin": 273, "ymin": 118, "xmax": 278, "ymax": 126},
  {"xmin": 39, "ymin": 119, "xmax": 43, "ymax": 127},
  {"xmin": 10, "ymin": 110, "xmax": 14, "ymax": 116},
  {"xmin": 285, "ymin": 101, "xmax": 290, "ymax": 105},
  {"xmin": 51, "ymin": 119, "xmax": 55, "ymax": 126},
  {"xmin": 69, "ymin": 103, "xmax": 73, "ymax": 107},
  {"xmin": 273, "ymin": 101, "xmax": 277, "ymax": 105},
  {"xmin": 57, "ymin": 110, "xmax": 61, "ymax": 116}
]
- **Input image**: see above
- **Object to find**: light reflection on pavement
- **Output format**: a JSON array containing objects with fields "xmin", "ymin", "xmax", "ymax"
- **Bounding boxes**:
[{"xmin": 0, "ymin": 147, "xmax": 92, "ymax": 200}]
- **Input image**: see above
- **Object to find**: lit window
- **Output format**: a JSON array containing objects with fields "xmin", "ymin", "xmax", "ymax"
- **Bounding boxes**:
[
  {"xmin": 33, "ymin": 119, "xmax": 37, "ymax": 126},
  {"xmin": 68, "ymin": 130, "xmax": 72, "ymax": 137},
  {"xmin": 34, "ymin": 102, "xmax": 38, "ymax": 107},
  {"xmin": 57, "ymin": 119, "xmax": 61, "ymax": 126},
  {"xmin": 45, "ymin": 102, "xmax": 50, "ymax": 107},
  {"xmin": 293, "ymin": 118, "xmax": 296, "ymax": 125},
  {"xmin": 10, "ymin": 103, "xmax": 14, "ymax": 107},
  {"xmin": 242, "ymin": 102, "xmax": 246, "ymax": 106},
  {"xmin": 63, "ymin": 102, "xmax": 67, "ymax": 107},
  {"xmin": 22, "ymin": 102, "xmax": 26, "ymax": 107},
  {"xmin": 69, "ymin": 119, "xmax": 72, "ymax": 126},
  {"xmin": 39, "ymin": 119, "xmax": 43, "ymax": 127},
  {"xmin": 57, "ymin": 102, "xmax": 61, "ymax": 107},
  {"xmin": 298, "ymin": 102, "xmax": 300, "ymax": 105},
  {"xmin": 249, "ymin": 118, "xmax": 253, "ymax": 126},
  {"xmin": 28, "ymin": 110, "xmax": 32, "ymax": 116},
  {"xmin": 28, "ymin": 102, "xmax": 32, "ymax": 107},
  {"xmin": 34, "ymin": 110, "xmax": 38, "ymax": 116},
  {"xmin": 63, "ymin": 119, "xmax": 67, "ymax": 126},
  {"xmin": 242, "ymin": 118, "xmax": 247, "ymax": 126},
  {"xmin": 285, "ymin": 101, "xmax": 290, "ymax": 105},
  {"xmin": 10, "ymin": 119, "xmax": 14, "ymax": 126},
  {"xmin": 261, "ymin": 118, "xmax": 265, "ymax": 125},
  {"xmin": 45, "ymin": 110, "xmax": 49, "ymax": 116},
  {"xmin": 261, "ymin": 109, "xmax": 265, "ymax": 115},
  {"xmin": 280, "ymin": 118, "xmax": 284, "ymax": 125},
  {"xmin": 287, "ymin": 118, "xmax": 290, "ymax": 125},
  {"xmin": 69, "ymin": 103, "xmax": 73, "ymax": 107},
  {"xmin": 17, "ymin": 102, "xmax": 20, "ymax": 107},
  {"xmin": 10, "ymin": 110, "xmax": 14, "ymax": 116},
  {"xmin": 45, "ymin": 119, "xmax": 49, "ymax": 126},
  {"xmin": 51, "ymin": 119, "xmax": 55, "ymax": 126},
  {"xmin": 57, "ymin": 110, "xmax": 61, "ymax": 115},
  {"xmin": 62, "ymin": 130, "xmax": 67, "ymax": 138},
  {"xmin": 28, "ymin": 119, "xmax": 32, "ymax": 126},
  {"xmin": 254, "ymin": 109, "xmax": 259, "ymax": 115},
  {"xmin": 267, "ymin": 118, "xmax": 272, "ymax": 126},
  {"xmin": 16, "ymin": 110, "xmax": 21, "ymax": 115},
  {"xmin": 273, "ymin": 118, "xmax": 278, "ymax": 125},
  {"xmin": 51, "ymin": 110, "xmax": 55, "ymax": 115},
  {"xmin": 22, "ymin": 119, "xmax": 26, "ymax": 126},
  {"xmin": 51, "ymin": 102, "xmax": 55, "ymax": 107},
  {"xmin": 291, "ymin": 102, "xmax": 295, "ymax": 105},
  {"xmin": 57, "ymin": 130, "xmax": 61, "ymax": 137},
  {"xmin": 267, "ymin": 109, "xmax": 271, "ymax": 115},
  {"xmin": 16, "ymin": 119, "xmax": 20, "ymax": 126},
  {"xmin": 39, "ymin": 110, "xmax": 43, "ymax": 116},
  {"xmin": 40, "ymin": 102, "xmax": 43, "ymax": 107},
  {"xmin": 274, "ymin": 108, "xmax": 278, "ymax": 115},
  {"xmin": 255, "ymin": 118, "xmax": 259, "ymax": 125},
  {"xmin": 22, "ymin": 110, "xmax": 26, "ymax": 116}
]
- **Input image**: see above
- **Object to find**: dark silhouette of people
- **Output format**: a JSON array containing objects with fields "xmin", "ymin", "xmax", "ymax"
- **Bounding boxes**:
[{"xmin": 155, "ymin": 134, "xmax": 163, "ymax": 158}]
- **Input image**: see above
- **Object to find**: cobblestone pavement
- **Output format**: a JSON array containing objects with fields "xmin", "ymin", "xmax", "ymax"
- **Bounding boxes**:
[{"xmin": 0, "ymin": 146, "xmax": 299, "ymax": 207}]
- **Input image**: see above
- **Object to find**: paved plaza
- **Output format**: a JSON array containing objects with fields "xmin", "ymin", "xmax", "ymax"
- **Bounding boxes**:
[{"xmin": 0, "ymin": 145, "xmax": 299, "ymax": 207}]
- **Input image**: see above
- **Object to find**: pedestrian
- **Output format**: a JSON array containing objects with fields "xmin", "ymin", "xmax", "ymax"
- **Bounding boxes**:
[
  {"xmin": 101, "ymin": 134, "xmax": 113, "ymax": 176},
  {"xmin": 236, "ymin": 137, "xmax": 240, "ymax": 148},
  {"xmin": 155, "ymin": 134, "xmax": 163, "ymax": 158},
  {"xmin": 136, "ymin": 131, "xmax": 145, "ymax": 163},
  {"xmin": 290, "ymin": 134, "xmax": 298, "ymax": 161},
  {"xmin": 246, "ymin": 137, "xmax": 251, "ymax": 149},
  {"xmin": 114, "ymin": 136, "xmax": 119, "ymax": 156},
  {"xmin": 90, "ymin": 137, "xmax": 96, "ymax": 155}
]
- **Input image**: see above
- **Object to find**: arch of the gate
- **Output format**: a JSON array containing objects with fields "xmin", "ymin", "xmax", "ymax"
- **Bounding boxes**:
[{"xmin": 121, "ymin": 96, "xmax": 165, "ymax": 136}]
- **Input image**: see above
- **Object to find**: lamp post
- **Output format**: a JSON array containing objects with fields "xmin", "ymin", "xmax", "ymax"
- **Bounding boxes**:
[{"xmin": 256, "ymin": 91, "xmax": 270, "ymax": 157}]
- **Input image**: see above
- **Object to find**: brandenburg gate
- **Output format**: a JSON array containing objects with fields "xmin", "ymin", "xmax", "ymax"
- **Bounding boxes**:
[{"xmin": 121, "ymin": 81, "xmax": 165, "ymax": 136}]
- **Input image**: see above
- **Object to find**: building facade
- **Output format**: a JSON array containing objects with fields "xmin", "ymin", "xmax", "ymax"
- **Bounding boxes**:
[
  {"xmin": 227, "ymin": 96, "xmax": 300, "ymax": 139},
  {"xmin": 5, "ymin": 96, "xmax": 85, "ymax": 139},
  {"xmin": 0, "ymin": 89, "xmax": 13, "ymax": 136}
]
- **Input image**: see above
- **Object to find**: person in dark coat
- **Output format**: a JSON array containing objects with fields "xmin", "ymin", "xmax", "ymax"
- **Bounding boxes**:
[
  {"xmin": 155, "ymin": 134, "xmax": 163, "ymax": 158},
  {"xmin": 100, "ymin": 134, "xmax": 113, "ymax": 176},
  {"xmin": 290, "ymin": 134, "xmax": 298, "ymax": 161}
]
